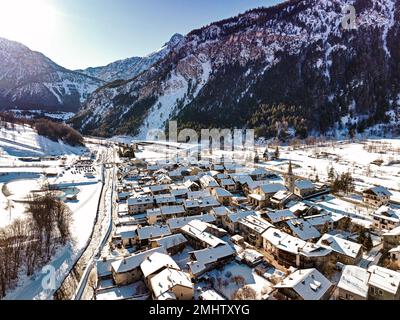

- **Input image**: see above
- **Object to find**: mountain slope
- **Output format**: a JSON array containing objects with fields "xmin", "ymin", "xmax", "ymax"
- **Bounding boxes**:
[
  {"xmin": 71, "ymin": 0, "xmax": 400, "ymax": 139},
  {"xmin": 77, "ymin": 34, "xmax": 184, "ymax": 83},
  {"xmin": 0, "ymin": 37, "xmax": 104, "ymax": 112}
]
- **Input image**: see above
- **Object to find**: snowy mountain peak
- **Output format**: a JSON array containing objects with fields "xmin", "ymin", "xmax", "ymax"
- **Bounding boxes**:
[
  {"xmin": 0, "ymin": 37, "xmax": 103, "ymax": 112},
  {"xmin": 78, "ymin": 33, "xmax": 185, "ymax": 83},
  {"xmin": 71, "ymin": 0, "xmax": 400, "ymax": 139}
]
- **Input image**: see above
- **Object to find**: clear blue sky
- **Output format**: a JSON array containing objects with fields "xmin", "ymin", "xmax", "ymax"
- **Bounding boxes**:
[{"xmin": 0, "ymin": 0, "xmax": 283, "ymax": 69}]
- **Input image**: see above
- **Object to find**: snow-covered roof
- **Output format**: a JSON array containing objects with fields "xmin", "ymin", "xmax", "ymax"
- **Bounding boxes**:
[
  {"xmin": 96, "ymin": 257, "xmax": 119, "ymax": 277},
  {"xmin": 275, "ymin": 268, "xmax": 332, "ymax": 300},
  {"xmin": 317, "ymin": 234, "xmax": 362, "ymax": 259},
  {"xmin": 389, "ymin": 245, "xmax": 400, "ymax": 253},
  {"xmin": 137, "ymin": 225, "xmax": 172, "ymax": 241},
  {"xmin": 285, "ymin": 219, "xmax": 321, "ymax": 241},
  {"xmin": 383, "ymin": 225, "xmax": 400, "ymax": 236},
  {"xmin": 199, "ymin": 289, "xmax": 226, "ymax": 300},
  {"xmin": 228, "ymin": 210, "xmax": 256, "ymax": 223},
  {"xmin": 373, "ymin": 206, "xmax": 400, "ymax": 222},
  {"xmin": 214, "ymin": 187, "xmax": 233, "ymax": 197},
  {"xmin": 181, "ymin": 220, "xmax": 226, "ymax": 248},
  {"xmin": 149, "ymin": 268, "xmax": 193, "ymax": 300},
  {"xmin": 152, "ymin": 233, "xmax": 188, "ymax": 250},
  {"xmin": 267, "ymin": 209, "xmax": 296, "ymax": 224},
  {"xmin": 167, "ymin": 214, "xmax": 216, "ymax": 231},
  {"xmin": 127, "ymin": 195, "xmax": 154, "ymax": 206},
  {"xmin": 212, "ymin": 206, "xmax": 232, "ymax": 216},
  {"xmin": 367, "ymin": 265, "xmax": 400, "ymax": 295},
  {"xmin": 140, "ymin": 252, "xmax": 180, "ymax": 278},
  {"xmin": 198, "ymin": 196, "xmax": 220, "ymax": 208},
  {"xmin": 239, "ymin": 249, "xmax": 264, "ymax": 263},
  {"xmin": 199, "ymin": 175, "xmax": 219, "ymax": 188},
  {"xmin": 160, "ymin": 205, "xmax": 186, "ymax": 216},
  {"xmin": 230, "ymin": 174, "xmax": 253, "ymax": 185},
  {"xmin": 220, "ymin": 178, "xmax": 235, "ymax": 186},
  {"xmin": 260, "ymin": 183, "xmax": 287, "ymax": 194},
  {"xmin": 149, "ymin": 184, "xmax": 170, "ymax": 193},
  {"xmin": 289, "ymin": 202, "xmax": 310, "ymax": 213},
  {"xmin": 271, "ymin": 190, "xmax": 293, "ymax": 202},
  {"xmin": 115, "ymin": 225, "xmax": 138, "ymax": 239},
  {"xmin": 239, "ymin": 215, "xmax": 272, "ymax": 234},
  {"xmin": 111, "ymin": 247, "xmax": 166, "ymax": 274},
  {"xmin": 337, "ymin": 265, "xmax": 369, "ymax": 298},
  {"xmin": 170, "ymin": 186, "xmax": 189, "ymax": 197},
  {"xmin": 294, "ymin": 179, "xmax": 315, "ymax": 190},
  {"xmin": 187, "ymin": 190, "xmax": 211, "ymax": 199},
  {"xmin": 154, "ymin": 194, "xmax": 176, "ymax": 204},
  {"xmin": 188, "ymin": 244, "xmax": 235, "ymax": 276},
  {"xmin": 262, "ymin": 228, "xmax": 330, "ymax": 257},
  {"xmin": 364, "ymin": 186, "xmax": 392, "ymax": 197},
  {"xmin": 304, "ymin": 213, "xmax": 334, "ymax": 227}
]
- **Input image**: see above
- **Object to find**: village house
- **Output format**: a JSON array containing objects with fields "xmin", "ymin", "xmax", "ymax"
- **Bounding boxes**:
[
  {"xmin": 212, "ymin": 187, "xmax": 234, "ymax": 206},
  {"xmin": 154, "ymin": 194, "xmax": 177, "ymax": 207},
  {"xmin": 182, "ymin": 199, "xmax": 202, "ymax": 215},
  {"xmin": 150, "ymin": 233, "xmax": 188, "ymax": 255},
  {"xmin": 149, "ymin": 184, "xmax": 171, "ymax": 196},
  {"xmin": 137, "ymin": 225, "xmax": 172, "ymax": 247},
  {"xmin": 274, "ymin": 268, "xmax": 333, "ymax": 300},
  {"xmin": 389, "ymin": 246, "xmax": 400, "ymax": 261},
  {"xmin": 199, "ymin": 175, "xmax": 220, "ymax": 191},
  {"xmin": 238, "ymin": 215, "xmax": 272, "ymax": 247},
  {"xmin": 146, "ymin": 205, "xmax": 186, "ymax": 225},
  {"xmin": 367, "ymin": 265, "xmax": 400, "ymax": 300},
  {"xmin": 262, "ymin": 228, "xmax": 331, "ymax": 268},
  {"xmin": 383, "ymin": 226, "xmax": 400, "ymax": 251},
  {"xmin": 283, "ymin": 219, "xmax": 321, "ymax": 241},
  {"xmin": 317, "ymin": 234, "xmax": 363, "ymax": 265},
  {"xmin": 294, "ymin": 180, "xmax": 316, "ymax": 198},
  {"xmin": 363, "ymin": 186, "xmax": 392, "ymax": 207},
  {"xmin": 220, "ymin": 178, "xmax": 236, "ymax": 192},
  {"xmin": 270, "ymin": 190, "xmax": 299, "ymax": 210},
  {"xmin": 127, "ymin": 196, "xmax": 155, "ymax": 214},
  {"xmin": 149, "ymin": 268, "xmax": 194, "ymax": 300},
  {"xmin": 231, "ymin": 174, "xmax": 253, "ymax": 192},
  {"xmin": 111, "ymin": 247, "xmax": 166, "ymax": 285},
  {"xmin": 140, "ymin": 252, "xmax": 180, "ymax": 283},
  {"xmin": 181, "ymin": 220, "xmax": 227, "ymax": 249},
  {"xmin": 266, "ymin": 209, "xmax": 296, "ymax": 226},
  {"xmin": 372, "ymin": 206, "xmax": 400, "ymax": 231},
  {"xmin": 113, "ymin": 225, "xmax": 138, "ymax": 247},
  {"xmin": 211, "ymin": 206, "xmax": 232, "ymax": 226},
  {"xmin": 248, "ymin": 183, "xmax": 287, "ymax": 208},
  {"xmin": 336, "ymin": 265, "xmax": 369, "ymax": 300},
  {"xmin": 221, "ymin": 210, "xmax": 256, "ymax": 234},
  {"xmin": 167, "ymin": 214, "xmax": 216, "ymax": 233},
  {"xmin": 188, "ymin": 244, "xmax": 236, "ymax": 278}
]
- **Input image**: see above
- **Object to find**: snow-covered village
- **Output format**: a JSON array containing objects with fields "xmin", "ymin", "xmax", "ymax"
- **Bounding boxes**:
[{"xmin": 1, "ymin": 114, "xmax": 400, "ymax": 301}]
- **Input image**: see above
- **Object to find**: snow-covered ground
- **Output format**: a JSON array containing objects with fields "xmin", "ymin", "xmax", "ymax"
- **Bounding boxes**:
[
  {"xmin": 0, "ymin": 123, "xmax": 86, "ymax": 158},
  {"xmin": 0, "ymin": 122, "xmax": 105, "ymax": 300},
  {"xmin": 258, "ymin": 139, "xmax": 400, "ymax": 199}
]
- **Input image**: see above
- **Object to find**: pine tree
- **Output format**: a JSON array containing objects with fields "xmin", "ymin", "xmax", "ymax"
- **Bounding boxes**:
[{"xmin": 274, "ymin": 146, "xmax": 280, "ymax": 159}]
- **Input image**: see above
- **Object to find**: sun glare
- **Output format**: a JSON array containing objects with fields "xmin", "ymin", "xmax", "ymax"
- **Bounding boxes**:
[{"xmin": 0, "ymin": 0, "xmax": 58, "ymax": 48}]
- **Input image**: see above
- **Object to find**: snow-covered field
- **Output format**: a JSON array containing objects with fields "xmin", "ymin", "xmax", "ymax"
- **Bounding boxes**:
[
  {"xmin": 258, "ymin": 139, "xmax": 400, "ymax": 200},
  {"xmin": 0, "ymin": 122, "xmax": 104, "ymax": 300}
]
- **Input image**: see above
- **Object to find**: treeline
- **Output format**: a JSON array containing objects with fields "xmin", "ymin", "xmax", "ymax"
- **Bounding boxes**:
[
  {"xmin": 0, "ymin": 193, "xmax": 72, "ymax": 298},
  {"xmin": 0, "ymin": 112, "xmax": 84, "ymax": 147},
  {"xmin": 248, "ymin": 103, "xmax": 310, "ymax": 140}
]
